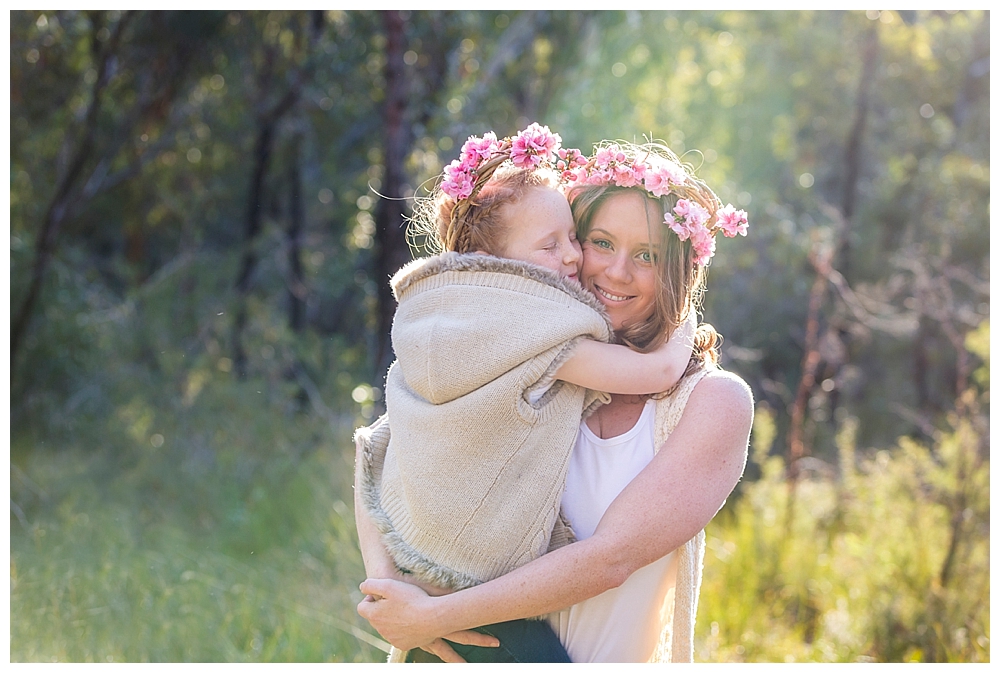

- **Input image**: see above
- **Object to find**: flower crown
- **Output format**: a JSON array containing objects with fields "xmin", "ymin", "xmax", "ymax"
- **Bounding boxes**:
[
  {"xmin": 439, "ymin": 125, "xmax": 748, "ymax": 266},
  {"xmin": 439, "ymin": 123, "xmax": 585, "ymax": 240},
  {"xmin": 565, "ymin": 142, "xmax": 749, "ymax": 266}
]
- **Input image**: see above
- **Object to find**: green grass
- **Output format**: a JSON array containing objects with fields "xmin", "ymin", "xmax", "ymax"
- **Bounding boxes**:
[{"xmin": 10, "ymin": 393, "xmax": 389, "ymax": 662}]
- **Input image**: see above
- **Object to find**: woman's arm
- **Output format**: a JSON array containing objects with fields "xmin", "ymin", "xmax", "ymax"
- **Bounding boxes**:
[
  {"xmin": 555, "ymin": 311, "xmax": 696, "ymax": 394},
  {"xmin": 354, "ymin": 430, "xmax": 499, "ymax": 660},
  {"xmin": 358, "ymin": 371, "xmax": 753, "ymax": 651},
  {"xmin": 353, "ymin": 435, "xmax": 405, "ymax": 581}
]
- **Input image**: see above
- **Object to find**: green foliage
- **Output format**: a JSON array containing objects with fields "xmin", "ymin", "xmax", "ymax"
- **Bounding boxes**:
[
  {"xmin": 697, "ymin": 398, "xmax": 989, "ymax": 662},
  {"xmin": 965, "ymin": 320, "xmax": 988, "ymax": 391}
]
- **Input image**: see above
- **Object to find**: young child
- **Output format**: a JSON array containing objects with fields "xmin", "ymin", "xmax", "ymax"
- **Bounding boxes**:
[{"xmin": 355, "ymin": 125, "xmax": 696, "ymax": 600}]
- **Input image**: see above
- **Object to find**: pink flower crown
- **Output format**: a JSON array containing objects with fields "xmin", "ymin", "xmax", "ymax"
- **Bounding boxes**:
[
  {"xmin": 440, "ymin": 127, "xmax": 748, "ymax": 266},
  {"xmin": 565, "ymin": 142, "xmax": 749, "ymax": 266},
  {"xmin": 440, "ymin": 122, "xmax": 584, "ymax": 219}
]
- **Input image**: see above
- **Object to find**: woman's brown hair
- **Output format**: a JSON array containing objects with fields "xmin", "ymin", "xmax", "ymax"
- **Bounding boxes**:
[{"xmin": 567, "ymin": 183, "xmax": 720, "ymax": 372}]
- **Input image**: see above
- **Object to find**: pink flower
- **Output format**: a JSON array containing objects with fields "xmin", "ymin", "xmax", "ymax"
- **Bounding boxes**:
[
  {"xmin": 660, "ymin": 161, "xmax": 687, "ymax": 186},
  {"xmin": 459, "ymin": 132, "xmax": 500, "ymax": 164},
  {"xmin": 644, "ymin": 158, "xmax": 686, "ymax": 196},
  {"xmin": 594, "ymin": 144, "xmax": 622, "ymax": 169},
  {"xmin": 588, "ymin": 167, "xmax": 615, "ymax": 185},
  {"xmin": 668, "ymin": 216, "xmax": 692, "ymax": 241},
  {"xmin": 613, "ymin": 164, "xmax": 641, "ymax": 187},
  {"xmin": 689, "ymin": 226, "xmax": 717, "ymax": 266},
  {"xmin": 643, "ymin": 169, "xmax": 672, "ymax": 197},
  {"xmin": 511, "ymin": 122, "xmax": 561, "ymax": 168},
  {"xmin": 666, "ymin": 211, "xmax": 700, "ymax": 242},
  {"xmin": 556, "ymin": 147, "xmax": 587, "ymax": 172},
  {"xmin": 669, "ymin": 199, "xmax": 716, "ymax": 264},
  {"xmin": 717, "ymin": 204, "xmax": 749, "ymax": 237},
  {"xmin": 674, "ymin": 199, "xmax": 710, "ymax": 228},
  {"xmin": 441, "ymin": 160, "xmax": 475, "ymax": 200}
]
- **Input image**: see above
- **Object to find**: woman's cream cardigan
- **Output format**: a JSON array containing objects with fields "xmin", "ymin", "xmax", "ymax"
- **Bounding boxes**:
[
  {"xmin": 356, "ymin": 252, "xmax": 709, "ymax": 663},
  {"xmin": 648, "ymin": 366, "xmax": 712, "ymax": 663}
]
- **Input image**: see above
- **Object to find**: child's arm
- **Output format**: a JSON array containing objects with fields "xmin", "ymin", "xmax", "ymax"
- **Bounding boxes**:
[{"xmin": 555, "ymin": 311, "xmax": 696, "ymax": 395}]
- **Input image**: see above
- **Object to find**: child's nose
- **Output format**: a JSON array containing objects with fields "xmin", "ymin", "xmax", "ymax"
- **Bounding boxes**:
[{"xmin": 564, "ymin": 242, "xmax": 581, "ymax": 266}]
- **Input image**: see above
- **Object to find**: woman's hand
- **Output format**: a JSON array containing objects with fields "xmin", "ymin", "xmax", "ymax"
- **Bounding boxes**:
[{"xmin": 358, "ymin": 578, "xmax": 499, "ymax": 656}]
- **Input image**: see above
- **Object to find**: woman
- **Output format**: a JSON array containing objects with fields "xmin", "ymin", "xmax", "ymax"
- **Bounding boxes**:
[{"xmin": 356, "ymin": 140, "xmax": 754, "ymax": 663}]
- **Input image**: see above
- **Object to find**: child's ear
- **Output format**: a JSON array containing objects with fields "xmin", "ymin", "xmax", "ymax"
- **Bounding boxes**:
[{"xmin": 474, "ymin": 250, "xmax": 490, "ymax": 256}]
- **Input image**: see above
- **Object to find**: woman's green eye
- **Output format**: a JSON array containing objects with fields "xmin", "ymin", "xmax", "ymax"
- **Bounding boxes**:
[
  {"xmin": 639, "ymin": 251, "xmax": 653, "ymax": 263},
  {"xmin": 591, "ymin": 239, "xmax": 611, "ymax": 249}
]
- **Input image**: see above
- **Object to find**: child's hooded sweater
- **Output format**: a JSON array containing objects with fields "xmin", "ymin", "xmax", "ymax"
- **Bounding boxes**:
[{"xmin": 356, "ymin": 252, "xmax": 613, "ymax": 591}]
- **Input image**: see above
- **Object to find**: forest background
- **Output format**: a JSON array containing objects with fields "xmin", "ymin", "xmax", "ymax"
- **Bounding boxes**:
[{"xmin": 8, "ymin": 9, "xmax": 990, "ymax": 663}]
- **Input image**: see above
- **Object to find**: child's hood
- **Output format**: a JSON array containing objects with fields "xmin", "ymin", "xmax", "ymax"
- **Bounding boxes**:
[{"xmin": 389, "ymin": 252, "xmax": 612, "ymax": 405}]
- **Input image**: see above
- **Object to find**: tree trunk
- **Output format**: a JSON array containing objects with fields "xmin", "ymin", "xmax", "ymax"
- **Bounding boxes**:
[
  {"xmin": 373, "ymin": 10, "xmax": 412, "ymax": 379},
  {"xmin": 10, "ymin": 12, "xmax": 132, "ymax": 368},
  {"xmin": 837, "ymin": 23, "xmax": 879, "ymax": 280},
  {"xmin": 286, "ymin": 132, "xmax": 306, "ymax": 334},
  {"xmin": 232, "ymin": 121, "xmax": 275, "ymax": 379},
  {"xmin": 826, "ymin": 22, "xmax": 879, "ymax": 425},
  {"xmin": 788, "ymin": 246, "xmax": 832, "ymax": 477},
  {"xmin": 230, "ymin": 19, "xmax": 317, "ymax": 378}
]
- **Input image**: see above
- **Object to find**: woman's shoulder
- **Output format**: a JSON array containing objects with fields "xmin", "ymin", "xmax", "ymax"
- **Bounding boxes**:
[
  {"xmin": 652, "ymin": 367, "xmax": 753, "ymax": 442},
  {"xmin": 696, "ymin": 368, "xmax": 753, "ymax": 398},
  {"xmin": 688, "ymin": 368, "xmax": 754, "ymax": 424}
]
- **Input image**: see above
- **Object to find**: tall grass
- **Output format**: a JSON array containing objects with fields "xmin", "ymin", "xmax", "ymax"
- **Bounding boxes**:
[
  {"xmin": 697, "ymin": 394, "xmax": 990, "ymax": 663},
  {"xmin": 10, "ymin": 384, "xmax": 387, "ymax": 662}
]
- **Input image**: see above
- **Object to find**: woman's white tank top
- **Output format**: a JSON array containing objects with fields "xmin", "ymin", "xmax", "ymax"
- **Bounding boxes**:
[{"xmin": 546, "ymin": 399, "xmax": 678, "ymax": 663}]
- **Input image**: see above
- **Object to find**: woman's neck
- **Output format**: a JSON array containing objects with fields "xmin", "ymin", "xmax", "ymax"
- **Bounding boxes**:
[{"xmin": 586, "ymin": 394, "xmax": 649, "ymax": 440}]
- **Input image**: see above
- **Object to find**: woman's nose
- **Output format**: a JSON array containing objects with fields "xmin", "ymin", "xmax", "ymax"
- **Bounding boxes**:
[{"xmin": 605, "ymin": 253, "xmax": 631, "ymax": 282}]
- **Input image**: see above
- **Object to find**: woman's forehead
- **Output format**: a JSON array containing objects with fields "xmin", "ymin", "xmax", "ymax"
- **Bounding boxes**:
[{"xmin": 592, "ymin": 192, "xmax": 663, "ymax": 244}]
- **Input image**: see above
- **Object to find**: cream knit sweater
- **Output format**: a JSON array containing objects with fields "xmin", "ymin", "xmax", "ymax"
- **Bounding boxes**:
[{"xmin": 356, "ymin": 252, "xmax": 613, "ymax": 592}]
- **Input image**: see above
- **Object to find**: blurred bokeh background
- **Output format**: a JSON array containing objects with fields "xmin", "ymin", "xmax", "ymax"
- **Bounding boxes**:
[{"xmin": 8, "ymin": 9, "xmax": 989, "ymax": 663}]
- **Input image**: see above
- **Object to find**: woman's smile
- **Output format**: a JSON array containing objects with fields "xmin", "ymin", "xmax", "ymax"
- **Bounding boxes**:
[{"xmin": 592, "ymin": 284, "xmax": 634, "ymax": 303}]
